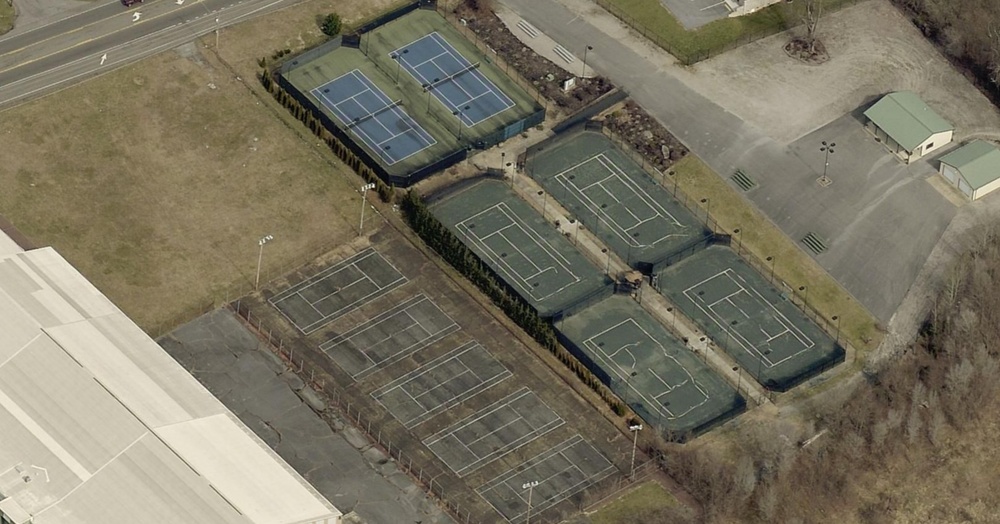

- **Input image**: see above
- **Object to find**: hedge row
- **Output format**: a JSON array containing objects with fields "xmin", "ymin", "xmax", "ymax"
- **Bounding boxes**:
[
  {"xmin": 260, "ymin": 69, "xmax": 394, "ymax": 203},
  {"xmin": 401, "ymin": 190, "xmax": 626, "ymax": 416}
]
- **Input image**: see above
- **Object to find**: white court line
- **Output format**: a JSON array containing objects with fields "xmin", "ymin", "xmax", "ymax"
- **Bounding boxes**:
[
  {"xmin": 553, "ymin": 154, "xmax": 682, "ymax": 249},
  {"xmin": 682, "ymin": 269, "xmax": 815, "ymax": 367},
  {"xmin": 583, "ymin": 318, "xmax": 707, "ymax": 421},
  {"xmin": 321, "ymin": 295, "xmax": 459, "ymax": 378},
  {"xmin": 456, "ymin": 202, "xmax": 581, "ymax": 302},
  {"xmin": 477, "ymin": 435, "xmax": 616, "ymax": 523},
  {"xmin": 311, "ymin": 69, "xmax": 435, "ymax": 165},
  {"xmin": 392, "ymin": 32, "xmax": 514, "ymax": 125},
  {"xmin": 424, "ymin": 388, "xmax": 564, "ymax": 476}
]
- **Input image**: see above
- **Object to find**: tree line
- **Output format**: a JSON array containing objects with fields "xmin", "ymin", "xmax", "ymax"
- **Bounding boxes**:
[
  {"xmin": 400, "ymin": 190, "xmax": 628, "ymax": 417},
  {"xmin": 656, "ymin": 223, "xmax": 1000, "ymax": 522}
]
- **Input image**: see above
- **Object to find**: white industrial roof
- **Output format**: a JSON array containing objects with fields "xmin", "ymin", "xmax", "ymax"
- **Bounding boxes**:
[
  {"xmin": 0, "ymin": 247, "xmax": 341, "ymax": 524},
  {"xmin": 0, "ymin": 228, "xmax": 24, "ymax": 256}
]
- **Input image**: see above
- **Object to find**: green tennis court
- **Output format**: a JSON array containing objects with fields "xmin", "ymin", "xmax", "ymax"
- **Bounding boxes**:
[
  {"xmin": 557, "ymin": 295, "xmax": 744, "ymax": 440},
  {"xmin": 656, "ymin": 246, "xmax": 844, "ymax": 391},
  {"xmin": 431, "ymin": 180, "xmax": 611, "ymax": 317}
]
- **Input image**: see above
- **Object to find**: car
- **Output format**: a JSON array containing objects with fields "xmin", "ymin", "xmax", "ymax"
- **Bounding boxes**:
[{"xmin": 121, "ymin": 0, "xmax": 142, "ymax": 6}]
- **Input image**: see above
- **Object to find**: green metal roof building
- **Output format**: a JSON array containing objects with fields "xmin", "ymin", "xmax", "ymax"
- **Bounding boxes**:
[
  {"xmin": 863, "ymin": 91, "xmax": 954, "ymax": 163},
  {"xmin": 938, "ymin": 140, "xmax": 1000, "ymax": 200}
]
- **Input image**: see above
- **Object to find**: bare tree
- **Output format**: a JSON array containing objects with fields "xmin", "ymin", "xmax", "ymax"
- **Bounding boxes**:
[{"xmin": 802, "ymin": 0, "xmax": 823, "ymax": 52}]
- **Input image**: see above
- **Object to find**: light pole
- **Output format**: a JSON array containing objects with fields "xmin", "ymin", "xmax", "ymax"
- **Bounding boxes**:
[
  {"xmin": 215, "ymin": 18, "xmax": 220, "ymax": 49},
  {"xmin": 700, "ymin": 198, "xmax": 711, "ymax": 225},
  {"xmin": 538, "ymin": 190, "xmax": 548, "ymax": 219},
  {"xmin": 254, "ymin": 234, "xmax": 273, "ymax": 291},
  {"xmin": 522, "ymin": 481, "xmax": 540, "ymax": 524},
  {"xmin": 833, "ymin": 315, "xmax": 841, "ymax": 344},
  {"xmin": 821, "ymin": 141, "xmax": 836, "ymax": 178},
  {"xmin": 733, "ymin": 366, "xmax": 742, "ymax": 395},
  {"xmin": 766, "ymin": 256, "xmax": 776, "ymax": 284},
  {"xmin": 798, "ymin": 285, "xmax": 810, "ymax": 310},
  {"xmin": 629, "ymin": 423, "xmax": 643, "ymax": 480},
  {"xmin": 602, "ymin": 248, "xmax": 611, "ymax": 275},
  {"xmin": 452, "ymin": 105, "xmax": 469, "ymax": 140},
  {"xmin": 359, "ymin": 183, "xmax": 376, "ymax": 236},
  {"xmin": 581, "ymin": 45, "xmax": 593, "ymax": 78},
  {"xmin": 733, "ymin": 227, "xmax": 743, "ymax": 254}
]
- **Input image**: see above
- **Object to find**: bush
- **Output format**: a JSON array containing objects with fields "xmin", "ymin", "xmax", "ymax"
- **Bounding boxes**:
[{"xmin": 321, "ymin": 13, "xmax": 342, "ymax": 37}]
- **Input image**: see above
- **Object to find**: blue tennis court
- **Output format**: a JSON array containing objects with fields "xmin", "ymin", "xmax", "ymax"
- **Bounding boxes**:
[
  {"xmin": 391, "ymin": 32, "xmax": 515, "ymax": 127},
  {"xmin": 311, "ymin": 69, "xmax": 436, "ymax": 165}
]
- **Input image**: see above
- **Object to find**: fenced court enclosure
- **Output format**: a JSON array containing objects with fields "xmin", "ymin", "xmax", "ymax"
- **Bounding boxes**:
[
  {"xmin": 320, "ymin": 293, "xmax": 460, "ymax": 379},
  {"xmin": 372, "ymin": 340, "xmax": 513, "ymax": 429},
  {"xmin": 525, "ymin": 129, "xmax": 711, "ymax": 272},
  {"xmin": 424, "ymin": 388, "xmax": 564, "ymax": 477},
  {"xmin": 656, "ymin": 246, "xmax": 845, "ymax": 391},
  {"xmin": 431, "ymin": 179, "xmax": 611, "ymax": 317},
  {"xmin": 278, "ymin": 4, "xmax": 543, "ymax": 186},
  {"xmin": 477, "ymin": 435, "xmax": 617, "ymax": 523},
  {"xmin": 269, "ymin": 247, "xmax": 406, "ymax": 334},
  {"xmin": 259, "ymin": 238, "xmax": 628, "ymax": 524},
  {"xmin": 556, "ymin": 295, "xmax": 744, "ymax": 440}
]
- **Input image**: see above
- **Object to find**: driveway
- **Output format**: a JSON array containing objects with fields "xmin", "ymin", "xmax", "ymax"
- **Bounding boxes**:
[{"xmin": 496, "ymin": 0, "xmax": 985, "ymax": 323}]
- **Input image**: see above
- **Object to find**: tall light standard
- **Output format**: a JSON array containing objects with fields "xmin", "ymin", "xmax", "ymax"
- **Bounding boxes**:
[
  {"xmin": 629, "ymin": 423, "xmax": 643, "ymax": 480},
  {"xmin": 581, "ymin": 45, "xmax": 593, "ymax": 78},
  {"xmin": 602, "ymin": 248, "xmax": 611, "ymax": 275},
  {"xmin": 255, "ymin": 234, "xmax": 273, "ymax": 291},
  {"xmin": 359, "ymin": 183, "xmax": 376, "ymax": 236},
  {"xmin": 832, "ymin": 315, "xmax": 841, "ymax": 344},
  {"xmin": 391, "ymin": 49, "xmax": 407, "ymax": 84},
  {"xmin": 700, "ymin": 198, "xmax": 712, "ymax": 226},
  {"xmin": 821, "ymin": 141, "xmax": 836, "ymax": 178},
  {"xmin": 522, "ymin": 481, "xmax": 540, "ymax": 524},
  {"xmin": 733, "ymin": 366, "xmax": 742, "ymax": 395},
  {"xmin": 538, "ymin": 190, "xmax": 548, "ymax": 219},
  {"xmin": 766, "ymin": 256, "xmax": 776, "ymax": 284},
  {"xmin": 798, "ymin": 285, "xmax": 810, "ymax": 310},
  {"xmin": 215, "ymin": 18, "xmax": 220, "ymax": 49}
]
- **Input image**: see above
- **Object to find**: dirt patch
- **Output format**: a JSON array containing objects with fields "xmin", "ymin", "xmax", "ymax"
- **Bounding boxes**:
[
  {"xmin": 452, "ymin": 3, "xmax": 613, "ymax": 113},
  {"xmin": 674, "ymin": 0, "xmax": 1000, "ymax": 144},
  {"xmin": 783, "ymin": 37, "xmax": 829, "ymax": 64},
  {"xmin": 601, "ymin": 100, "xmax": 689, "ymax": 172}
]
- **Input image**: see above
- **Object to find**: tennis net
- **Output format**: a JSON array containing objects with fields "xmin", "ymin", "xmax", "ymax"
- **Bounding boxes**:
[
  {"xmin": 427, "ymin": 62, "xmax": 481, "ymax": 91},
  {"xmin": 347, "ymin": 99, "xmax": 403, "ymax": 128}
]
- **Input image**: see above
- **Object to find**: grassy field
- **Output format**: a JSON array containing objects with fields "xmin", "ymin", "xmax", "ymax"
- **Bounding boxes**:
[
  {"xmin": 0, "ymin": 0, "xmax": 397, "ymax": 333},
  {"xmin": 669, "ymin": 155, "xmax": 881, "ymax": 357},
  {"xmin": 0, "ymin": 0, "xmax": 14, "ymax": 35},
  {"xmin": 586, "ymin": 482, "xmax": 684, "ymax": 523},
  {"xmin": 598, "ymin": 0, "xmax": 862, "ymax": 64}
]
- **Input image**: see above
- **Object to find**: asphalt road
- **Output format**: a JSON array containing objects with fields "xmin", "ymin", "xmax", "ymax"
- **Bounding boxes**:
[
  {"xmin": 0, "ymin": 0, "xmax": 299, "ymax": 108},
  {"xmin": 499, "ymin": 0, "xmax": 950, "ymax": 322}
]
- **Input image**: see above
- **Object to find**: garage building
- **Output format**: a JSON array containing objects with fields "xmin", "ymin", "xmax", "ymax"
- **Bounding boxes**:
[
  {"xmin": 938, "ymin": 140, "xmax": 1000, "ymax": 200},
  {"xmin": 863, "ymin": 91, "xmax": 953, "ymax": 163}
]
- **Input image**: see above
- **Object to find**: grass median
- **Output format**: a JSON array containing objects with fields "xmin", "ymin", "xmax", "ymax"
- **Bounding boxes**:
[
  {"xmin": 0, "ymin": 1, "xmax": 14, "ymax": 36},
  {"xmin": 668, "ymin": 155, "xmax": 882, "ymax": 357}
]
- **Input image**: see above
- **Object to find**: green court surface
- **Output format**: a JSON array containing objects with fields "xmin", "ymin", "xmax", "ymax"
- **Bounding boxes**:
[
  {"xmin": 282, "ymin": 8, "xmax": 539, "ymax": 179},
  {"xmin": 557, "ymin": 295, "xmax": 743, "ymax": 440},
  {"xmin": 431, "ymin": 179, "xmax": 611, "ymax": 317},
  {"xmin": 656, "ymin": 245, "xmax": 845, "ymax": 391},
  {"xmin": 526, "ymin": 130, "xmax": 710, "ymax": 270}
]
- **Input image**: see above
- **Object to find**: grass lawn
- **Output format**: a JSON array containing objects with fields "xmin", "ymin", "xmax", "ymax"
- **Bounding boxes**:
[
  {"xmin": 587, "ymin": 481, "xmax": 685, "ymax": 523},
  {"xmin": 598, "ymin": 0, "xmax": 862, "ymax": 64},
  {"xmin": 0, "ymin": 0, "xmax": 397, "ymax": 334},
  {"xmin": 669, "ymin": 155, "xmax": 881, "ymax": 356},
  {"xmin": 0, "ymin": 1, "xmax": 14, "ymax": 36}
]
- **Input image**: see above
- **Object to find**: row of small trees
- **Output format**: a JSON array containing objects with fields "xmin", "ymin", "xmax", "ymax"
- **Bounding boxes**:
[
  {"xmin": 259, "ymin": 69, "xmax": 395, "ymax": 203},
  {"xmin": 400, "ymin": 190, "xmax": 627, "ymax": 416}
]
